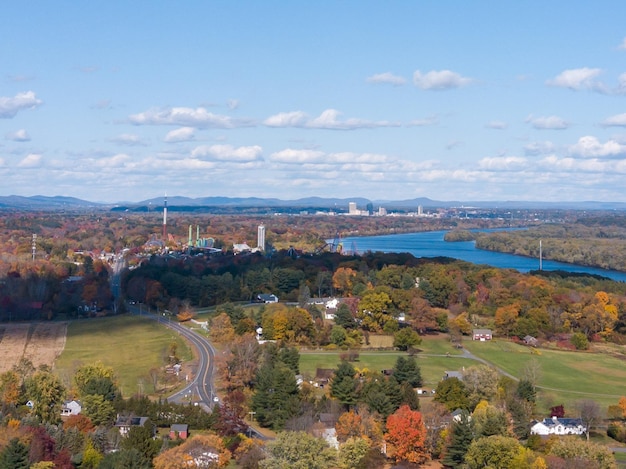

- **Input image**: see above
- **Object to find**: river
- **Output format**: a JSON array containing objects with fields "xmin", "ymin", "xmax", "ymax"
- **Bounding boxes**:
[{"xmin": 339, "ymin": 230, "xmax": 626, "ymax": 282}]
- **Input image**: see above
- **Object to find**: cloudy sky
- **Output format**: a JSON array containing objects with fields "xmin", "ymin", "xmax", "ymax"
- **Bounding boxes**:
[{"xmin": 2, "ymin": 2, "xmax": 626, "ymax": 203}]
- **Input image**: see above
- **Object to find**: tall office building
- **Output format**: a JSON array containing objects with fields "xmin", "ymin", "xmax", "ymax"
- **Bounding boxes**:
[
  {"xmin": 348, "ymin": 202, "xmax": 357, "ymax": 215},
  {"xmin": 257, "ymin": 224, "xmax": 266, "ymax": 251}
]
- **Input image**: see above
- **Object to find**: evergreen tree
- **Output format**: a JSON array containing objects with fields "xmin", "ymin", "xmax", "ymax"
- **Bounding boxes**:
[
  {"xmin": 251, "ymin": 362, "xmax": 301, "ymax": 430},
  {"xmin": 442, "ymin": 411, "xmax": 474, "ymax": 467},
  {"xmin": 330, "ymin": 362, "xmax": 359, "ymax": 409},
  {"xmin": 335, "ymin": 304, "xmax": 357, "ymax": 330},
  {"xmin": 400, "ymin": 382, "xmax": 420, "ymax": 411},
  {"xmin": 0, "ymin": 438, "xmax": 29, "ymax": 469},
  {"xmin": 392, "ymin": 356, "xmax": 423, "ymax": 388}
]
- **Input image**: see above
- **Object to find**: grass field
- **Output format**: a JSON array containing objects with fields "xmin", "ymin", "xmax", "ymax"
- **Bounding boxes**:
[
  {"xmin": 55, "ymin": 315, "xmax": 192, "ymax": 397},
  {"xmin": 464, "ymin": 339, "xmax": 626, "ymax": 410},
  {"xmin": 300, "ymin": 334, "xmax": 475, "ymax": 389}
]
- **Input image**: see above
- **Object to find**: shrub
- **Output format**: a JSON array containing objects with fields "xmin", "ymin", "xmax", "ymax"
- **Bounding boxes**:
[{"xmin": 571, "ymin": 332, "xmax": 589, "ymax": 350}]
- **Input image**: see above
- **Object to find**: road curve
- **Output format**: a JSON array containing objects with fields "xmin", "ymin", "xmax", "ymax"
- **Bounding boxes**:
[{"xmin": 130, "ymin": 307, "xmax": 216, "ymax": 409}]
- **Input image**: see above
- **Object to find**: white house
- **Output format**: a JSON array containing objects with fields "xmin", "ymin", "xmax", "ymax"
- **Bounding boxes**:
[
  {"xmin": 325, "ymin": 298, "xmax": 339, "ymax": 309},
  {"xmin": 61, "ymin": 400, "xmax": 82, "ymax": 417},
  {"xmin": 530, "ymin": 417, "xmax": 586, "ymax": 436}
]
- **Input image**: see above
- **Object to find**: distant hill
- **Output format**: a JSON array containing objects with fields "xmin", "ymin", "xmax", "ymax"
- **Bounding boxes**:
[{"xmin": 1, "ymin": 194, "xmax": 625, "ymax": 212}]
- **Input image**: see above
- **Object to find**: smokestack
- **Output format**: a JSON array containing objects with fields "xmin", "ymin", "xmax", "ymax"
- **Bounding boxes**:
[{"xmin": 162, "ymin": 194, "xmax": 167, "ymax": 239}]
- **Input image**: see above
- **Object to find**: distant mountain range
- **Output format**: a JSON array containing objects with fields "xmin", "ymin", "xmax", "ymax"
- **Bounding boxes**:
[{"xmin": 1, "ymin": 194, "xmax": 626, "ymax": 212}]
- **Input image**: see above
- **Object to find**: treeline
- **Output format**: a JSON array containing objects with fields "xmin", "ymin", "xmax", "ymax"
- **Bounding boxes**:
[
  {"xmin": 124, "ymin": 248, "xmax": 626, "ymax": 346},
  {"xmin": 474, "ymin": 222, "xmax": 626, "ymax": 271}
]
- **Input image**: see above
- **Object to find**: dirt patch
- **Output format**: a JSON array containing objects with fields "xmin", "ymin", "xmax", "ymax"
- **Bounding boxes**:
[{"xmin": 0, "ymin": 322, "xmax": 67, "ymax": 373}]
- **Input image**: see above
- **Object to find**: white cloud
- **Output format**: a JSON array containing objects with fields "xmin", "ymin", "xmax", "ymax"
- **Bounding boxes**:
[
  {"xmin": 110, "ymin": 133, "xmax": 146, "ymax": 146},
  {"xmin": 191, "ymin": 144, "xmax": 263, "ymax": 162},
  {"xmin": 264, "ymin": 109, "xmax": 399, "ymax": 130},
  {"xmin": 270, "ymin": 149, "xmax": 390, "ymax": 165},
  {"xmin": 307, "ymin": 109, "xmax": 399, "ymax": 130},
  {"xmin": 5, "ymin": 129, "xmax": 31, "ymax": 141},
  {"xmin": 486, "ymin": 121, "xmax": 508, "ymax": 130},
  {"xmin": 526, "ymin": 115, "xmax": 569, "ymax": 130},
  {"xmin": 18, "ymin": 153, "xmax": 42, "ymax": 167},
  {"xmin": 164, "ymin": 127, "xmax": 196, "ymax": 142},
  {"xmin": 478, "ymin": 156, "xmax": 527, "ymax": 170},
  {"xmin": 0, "ymin": 91, "xmax": 43, "ymax": 118},
  {"xmin": 366, "ymin": 72, "xmax": 406, "ymax": 86},
  {"xmin": 406, "ymin": 116, "xmax": 438, "ymax": 127},
  {"xmin": 413, "ymin": 70, "xmax": 472, "ymax": 90},
  {"xmin": 92, "ymin": 153, "xmax": 131, "ymax": 168},
  {"xmin": 619, "ymin": 37, "xmax": 626, "ymax": 50},
  {"xmin": 264, "ymin": 111, "xmax": 308, "ymax": 127},
  {"xmin": 524, "ymin": 141, "xmax": 556, "ymax": 156},
  {"xmin": 546, "ymin": 67, "xmax": 603, "ymax": 90},
  {"xmin": 568, "ymin": 136, "xmax": 626, "ymax": 158},
  {"xmin": 129, "ymin": 107, "xmax": 253, "ymax": 128},
  {"xmin": 270, "ymin": 149, "xmax": 325, "ymax": 164},
  {"xmin": 602, "ymin": 113, "xmax": 626, "ymax": 127}
]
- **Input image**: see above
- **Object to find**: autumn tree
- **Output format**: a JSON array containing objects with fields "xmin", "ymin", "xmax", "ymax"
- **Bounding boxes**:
[
  {"xmin": 356, "ymin": 290, "xmax": 394, "ymax": 332},
  {"xmin": 577, "ymin": 399, "xmax": 603, "ymax": 441},
  {"xmin": 385, "ymin": 405, "xmax": 429, "ymax": 464},
  {"xmin": 548, "ymin": 438, "xmax": 617, "ymax": 469},
  {"xmin": 332, "ymin": 267, "xmax": 357, "ymax": 296},
  {"xmin": 259, "ymin": 431, "xmax": 337, "ymax": 469},
  {"xmin": 209, "ymin": 313, "xmax": 236, "ymax": 344},
  {"xmin": 464, "ymin": 435, "xmax": 524, "ymax": 469},
  {"xmin": 463, "ymin": 365, "xmax": 499, "ymax": 409},
  {"xmin": 153, "ymin": 434, "xmax": 232, "ymax": 469},
  {"xmin": 393, "ymin": 327, "xmax": 422, "ymax": 351},
  {"xmin": 25, "ymin": 370, "xmax": 66, "ymax": 424}
]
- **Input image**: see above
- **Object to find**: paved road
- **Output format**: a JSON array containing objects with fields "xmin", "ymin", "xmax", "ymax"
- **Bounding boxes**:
[{"xmin": 130, "ymin": 307, "xmax": 216, "ymax": 409}]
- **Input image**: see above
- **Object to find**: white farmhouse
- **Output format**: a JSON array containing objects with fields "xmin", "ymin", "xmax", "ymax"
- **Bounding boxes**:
[{"xmin": 530, "ymin": 417, "xmax": 586, "ymax": 436}]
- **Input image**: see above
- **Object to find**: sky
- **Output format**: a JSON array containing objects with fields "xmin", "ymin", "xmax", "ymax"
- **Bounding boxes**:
[{"xmin": 2, "ymin": 1, "xmax": 626, "ymax": 204}]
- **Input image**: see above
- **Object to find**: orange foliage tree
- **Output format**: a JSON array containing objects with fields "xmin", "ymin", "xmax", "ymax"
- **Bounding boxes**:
[{"xmin": 385, "ymin": 404, "xmax": 428, "ymax": 464}]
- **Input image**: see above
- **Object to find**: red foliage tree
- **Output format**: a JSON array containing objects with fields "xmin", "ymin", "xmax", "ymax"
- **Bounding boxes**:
[{"xmin": 385, "ymin": 404, "xmax": 429, "ymax": 464}]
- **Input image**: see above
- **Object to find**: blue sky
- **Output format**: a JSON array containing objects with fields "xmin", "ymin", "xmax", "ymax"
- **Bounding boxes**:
[{"xmin": 2, "ymin": 1, "xmax": 626, "ymax": 203}]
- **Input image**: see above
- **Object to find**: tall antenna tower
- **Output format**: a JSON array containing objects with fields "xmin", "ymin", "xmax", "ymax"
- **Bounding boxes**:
[{"xmin": 162, "ymin": 193, "xmax": 168, "ymax": 239}]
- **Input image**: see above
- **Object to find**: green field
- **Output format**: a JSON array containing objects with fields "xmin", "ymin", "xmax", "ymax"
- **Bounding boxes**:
[
  {"xmin": 299, "ymin": 350, "xmax": 474, "ymax": 390},
  {"xmin": 464, "ymin": 339, "xmax": 626, "ymax": 409},
  {"xmin": 55, "ymin": 315, "xmax": 192, "ymax": 397}
]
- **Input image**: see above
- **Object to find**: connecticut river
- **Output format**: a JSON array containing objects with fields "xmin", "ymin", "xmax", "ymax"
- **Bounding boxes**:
[{"xmin": 339, "ymin": 230, "xmax": 626, "ymax": 282}]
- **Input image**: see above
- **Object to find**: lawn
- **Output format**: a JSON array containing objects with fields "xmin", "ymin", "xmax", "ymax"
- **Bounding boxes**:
[
  {"xmin": 299, "ymin": 350, "xmax": 476, "ymax": 390},
  {"xmin": 55, "ymin": 315, "xmax": 192, "ymax": 397},
  {"xmin": 464, "ymin": 339, "xmax": 626, "ymax": 409}
]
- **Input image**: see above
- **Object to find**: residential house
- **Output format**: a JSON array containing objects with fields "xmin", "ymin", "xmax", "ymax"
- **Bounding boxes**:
[
  {"xmin": 257, "ymin": 293, "xmax": 278, "ymax": 303},
  {"xmin": 530, "ymin": 417, "xmax": 586, "ymax": 436},
  {"xmin": 315, "ymin": 368, "xmax": 335, "ymax": 388},
  {"xmin": 115, "ymin": 415, "xmax": 152, "ymax": 437},
  {"xmin": 472, "ymin": 329, "xmax": 493, "ymax": 341},
  {"xmin": 169, "ymin": 424, "xmax": 189, "ymax": 440},
  {"xmin": 61, "ymin": 400, "xmax": 82, "ymax": 417}
]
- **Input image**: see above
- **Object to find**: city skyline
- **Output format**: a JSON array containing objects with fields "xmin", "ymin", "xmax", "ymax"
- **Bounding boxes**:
[{"xmin": 2, "ymin": 2, "xmax": 626, "ymax": 203}]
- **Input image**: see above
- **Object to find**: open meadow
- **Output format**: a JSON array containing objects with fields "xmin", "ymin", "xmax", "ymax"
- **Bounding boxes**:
[
  {"xmin": 55, "ymin": 315, "xmax": 192, "ymax": 397},
  {"xmin": 463, "ymin": 339, "xmax": 626, "ymax": 410}
]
